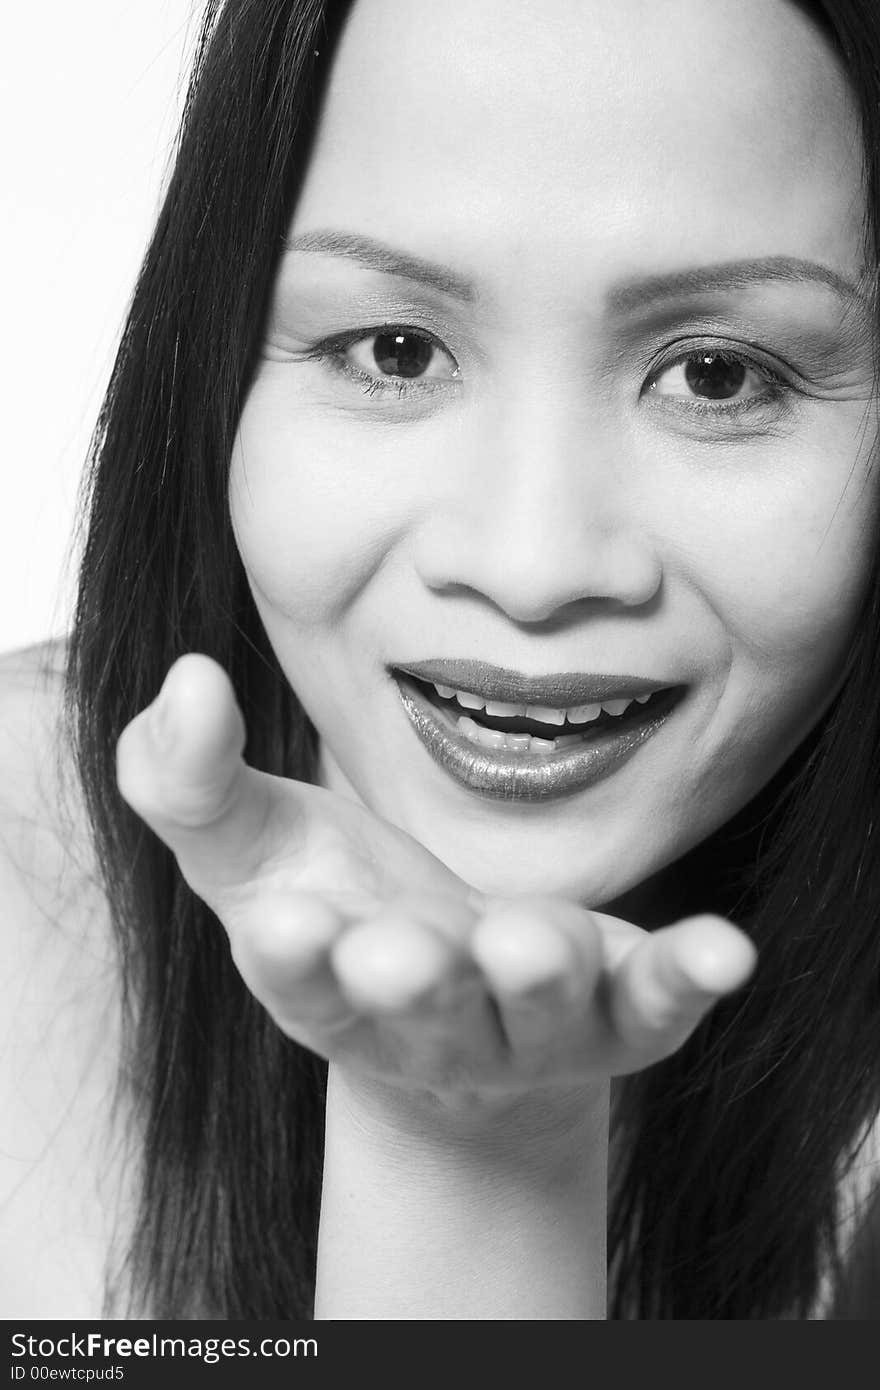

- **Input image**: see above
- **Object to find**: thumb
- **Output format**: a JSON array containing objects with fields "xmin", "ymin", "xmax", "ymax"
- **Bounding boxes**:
[
  {"xmin": 116, "ymin": 653, "xmax": 278, "ymax": 903},
  {"xmin": 607, "ymin": 913, "xmax": 757, "ymax": 1061}
]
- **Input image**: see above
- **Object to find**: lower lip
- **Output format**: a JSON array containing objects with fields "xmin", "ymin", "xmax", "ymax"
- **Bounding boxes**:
[{"xmin": 394, "ymin": 676, "xmax": 678, "ymax": 804}]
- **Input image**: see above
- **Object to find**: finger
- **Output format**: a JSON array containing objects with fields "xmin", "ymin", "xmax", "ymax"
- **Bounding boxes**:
[
  {"xmin": 471, "ymin": 897, "xmax": 603, "ymax": 1058},
  {"xmin": 331, "ymin": 898, "xmax": 506, "ymax": 1082},
  {"xmin": 116, "ymin": 653, "xmax": 281, "ymax": 902},
  {"xmin": 228, "ymin": 890, "xmax": 357, "ymax": 1034},
  {"xmin": 606, "ymin": 913, "xmax": 757, "ymax": 1062},
  {"xmin": 330, "ymin": 895, "xmax": 477, "ymax": 1015}
]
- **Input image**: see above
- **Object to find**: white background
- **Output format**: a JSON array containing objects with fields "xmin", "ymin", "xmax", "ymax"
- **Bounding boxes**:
[{"xmin": 1, "ymin": 2, "xmax": 200, "ymax": 655}]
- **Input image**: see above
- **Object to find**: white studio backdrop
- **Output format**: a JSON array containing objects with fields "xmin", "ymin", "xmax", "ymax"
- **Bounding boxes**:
[{"xmin": 0, "ymin": 1, "xmax": 200, "ymax": 656}]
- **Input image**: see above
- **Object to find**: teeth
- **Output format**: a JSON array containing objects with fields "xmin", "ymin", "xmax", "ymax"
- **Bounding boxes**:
[
  {"xmin": 434, "ymin": 682, "xmax": 657, "ymax": 725},
  {"xmin": 527, "ymin": 705, "xmax": 567, "ymax": 726},
  {"xmin": 567, "ymin": 702, "xmax": 602, "ymax": 724},
  {"xmin": 555, "ymin": 732, "xmax": 586, "ymax": 749},
  {"xmin": 457, "ymin": 716, "xmax": 565, "ymax": 756},
  {"xmin": 601, "ymin": 697, "xmax": 634, "ymax": 717},
  {"xmin": 481, "ymin": 730, "xmax": 507, "ymax": 751},
  {"xmin": 484, "ymin": 699, "xmax": 526, "ymax": 718},
  {"xmin": 455, "ymin": 688, "xmax": 485, "ymax": 710},
  {"xmin": 506, "ymin": 734, "xmax": 531, "ymax": 753}
]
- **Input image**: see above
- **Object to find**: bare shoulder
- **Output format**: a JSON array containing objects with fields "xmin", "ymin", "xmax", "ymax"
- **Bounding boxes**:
[
  {"xmin": 0, "ymin": 636, "xmax": 93, "ymax": 890},
  {"xmin": 0, "ymin": 636, "xmax": 112, "ymax": 967},
  {"xmin": 0, "ymin": 636, "xmax": 133, "ymax": 1317}
]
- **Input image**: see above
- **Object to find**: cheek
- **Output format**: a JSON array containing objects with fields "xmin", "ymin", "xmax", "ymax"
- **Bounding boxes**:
[
  {"xmin": 673, "ymin": 440, "xmax": 878, "ymax": 684},
  {"xmin": 722, "ymin": 507, "xmax": 869, "ymax": 669},
  {"xmin": 680, "ymin": 459, "xmax": 878, "ymax": 828},
  {"xmin": 229, "ymin": 376, "xmax": 409, "ymax": 624}
]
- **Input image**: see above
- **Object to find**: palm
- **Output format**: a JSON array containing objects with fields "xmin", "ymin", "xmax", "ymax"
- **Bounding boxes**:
[
  {"xmin": 118, "ymin": 655, "xmax": 756, "ymax": 1097},
  {"xmin": 251, "ymin": 775, "xmax": 471, "ymax": 917}
]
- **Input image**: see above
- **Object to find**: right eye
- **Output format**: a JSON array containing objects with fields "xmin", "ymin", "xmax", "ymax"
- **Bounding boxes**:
[
  {"xmin": 346, "ymin": 329, "xmax": 459, "ymax": 381},
  {"xmin": 311, "ymin": 326, "xmax": 461, "ymax": 398}
]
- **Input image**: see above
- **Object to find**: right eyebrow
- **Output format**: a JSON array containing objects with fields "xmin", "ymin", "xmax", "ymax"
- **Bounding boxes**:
[{"xmin": 282, "ymin": 228, "xmax": 478, "ymax": 303}]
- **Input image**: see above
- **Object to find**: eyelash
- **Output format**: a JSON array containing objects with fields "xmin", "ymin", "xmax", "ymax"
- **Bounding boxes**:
[
  {"xmin": 304, "ymin": 326, "xmax": 458, "ymax": 400},
  {"xmin": 303, "ymin": 325, "xmax": 799, "ymax": 422},
  {"xmin": 644, "ymin": 343, "xmax": 796, "ymax": 423}
]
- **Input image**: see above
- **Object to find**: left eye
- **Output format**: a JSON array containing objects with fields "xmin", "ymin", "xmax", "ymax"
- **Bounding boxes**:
[
  {"xmin": 649, "ymin": 350, "xmax": 771, "ymax": 402},
  {"xmin": 345, "ymin": 330, "xmax": 459, "ymax": 381}
]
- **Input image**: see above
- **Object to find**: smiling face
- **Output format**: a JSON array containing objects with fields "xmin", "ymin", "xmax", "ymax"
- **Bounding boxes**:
[{"xmin": 229, "ymin": 0, "xmax": 878, "ymax": 909}]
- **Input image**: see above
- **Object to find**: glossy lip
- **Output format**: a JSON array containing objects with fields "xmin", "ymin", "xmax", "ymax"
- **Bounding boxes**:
[
  {"xmin": 395, "ymin": 658, "xmax": 671, "ymax": 707},
  {"xmin": 394, "ymin": 672, "xmax": 679, "ymax": 803}
]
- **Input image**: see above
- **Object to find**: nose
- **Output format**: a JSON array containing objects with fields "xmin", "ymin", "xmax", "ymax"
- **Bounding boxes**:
[{"xmin": 412, "ymin": 396, "xmax": 662, "ymax": 624}]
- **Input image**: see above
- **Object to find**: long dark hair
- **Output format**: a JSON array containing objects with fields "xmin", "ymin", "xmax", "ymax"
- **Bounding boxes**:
[{"xmin": 60, "ymin": 0, "xmax": 880, "ymax": 1318}]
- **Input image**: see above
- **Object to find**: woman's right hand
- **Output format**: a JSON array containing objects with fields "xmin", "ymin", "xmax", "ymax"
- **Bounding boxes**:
[{"xmin": 116, "ymin": 654, "xmax": 757, "ymax": 1106}]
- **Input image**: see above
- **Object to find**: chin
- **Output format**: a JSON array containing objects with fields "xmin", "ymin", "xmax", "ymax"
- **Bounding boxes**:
[
  {"xmin": 399, "ymin": 812, "xmax": 663, "ymax": 911},
  {"xmin": 322, "ymin": 741, "xmax": 687, "ymax": 913}
]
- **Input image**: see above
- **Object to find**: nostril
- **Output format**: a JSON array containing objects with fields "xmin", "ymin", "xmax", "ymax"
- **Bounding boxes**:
[{"xmin": 413, "ymin": 515, "xmax": 662, "ymax": 622}]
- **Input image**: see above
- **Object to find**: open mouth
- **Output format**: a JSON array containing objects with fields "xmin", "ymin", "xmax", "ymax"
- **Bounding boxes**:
[
  {"xmin": 392, "ymin": 662, "xmax": 685, "ymax": 802},
  {"xmin": 399, "ymin": 673, "xmax": 679, "ymax": 755}
]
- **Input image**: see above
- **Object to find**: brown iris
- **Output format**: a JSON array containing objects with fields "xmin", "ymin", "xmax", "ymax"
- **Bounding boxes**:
[
  {"xmin": 684, "ymin": 352, "xmax": 748, "ymax": 400},
  {"xmin": 372, "ymin": 332, "xmax": 434, "ymax": 378}
]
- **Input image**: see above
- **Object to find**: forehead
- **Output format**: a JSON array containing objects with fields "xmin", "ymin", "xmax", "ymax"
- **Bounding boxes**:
[{"xmin": 292, "ymin": 0, "xmax": 866, "ymax": 289}]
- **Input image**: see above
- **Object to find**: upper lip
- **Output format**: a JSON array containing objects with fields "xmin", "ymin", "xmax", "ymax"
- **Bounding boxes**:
[{"xmin": 394, "ymin": 659, "xmax": 675, "ymax": 706}]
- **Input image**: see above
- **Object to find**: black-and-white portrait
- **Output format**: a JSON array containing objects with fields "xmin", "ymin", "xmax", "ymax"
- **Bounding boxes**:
[{"xmin": 2, "ymin": 0, "xmax": 878, "ymax": 1329}]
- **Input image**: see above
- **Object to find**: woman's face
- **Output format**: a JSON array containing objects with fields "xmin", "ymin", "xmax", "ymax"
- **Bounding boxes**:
[{"xmin": 230, "ymin": 0, "xmax": 877, "ymax": 908}]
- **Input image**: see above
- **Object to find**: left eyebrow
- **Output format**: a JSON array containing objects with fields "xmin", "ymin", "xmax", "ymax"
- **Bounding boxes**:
[
  {"xmin": 606, "ymin": 255, "xmax": 872, "ymax": 315},
  {"xmin": 282, "ymin": 228, "xmax": 478, "ymax": 302}
]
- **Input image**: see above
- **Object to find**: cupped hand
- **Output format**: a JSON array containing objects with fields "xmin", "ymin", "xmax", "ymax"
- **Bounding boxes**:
[{"xmin": 116, "ymin": 654, "xmax": 757, "ymax": 1099}]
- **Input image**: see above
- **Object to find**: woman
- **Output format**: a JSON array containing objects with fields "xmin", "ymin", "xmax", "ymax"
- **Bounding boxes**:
[{"xmin": 2, "ymin": 0, "xmax": 879, "ymax": 1319}]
